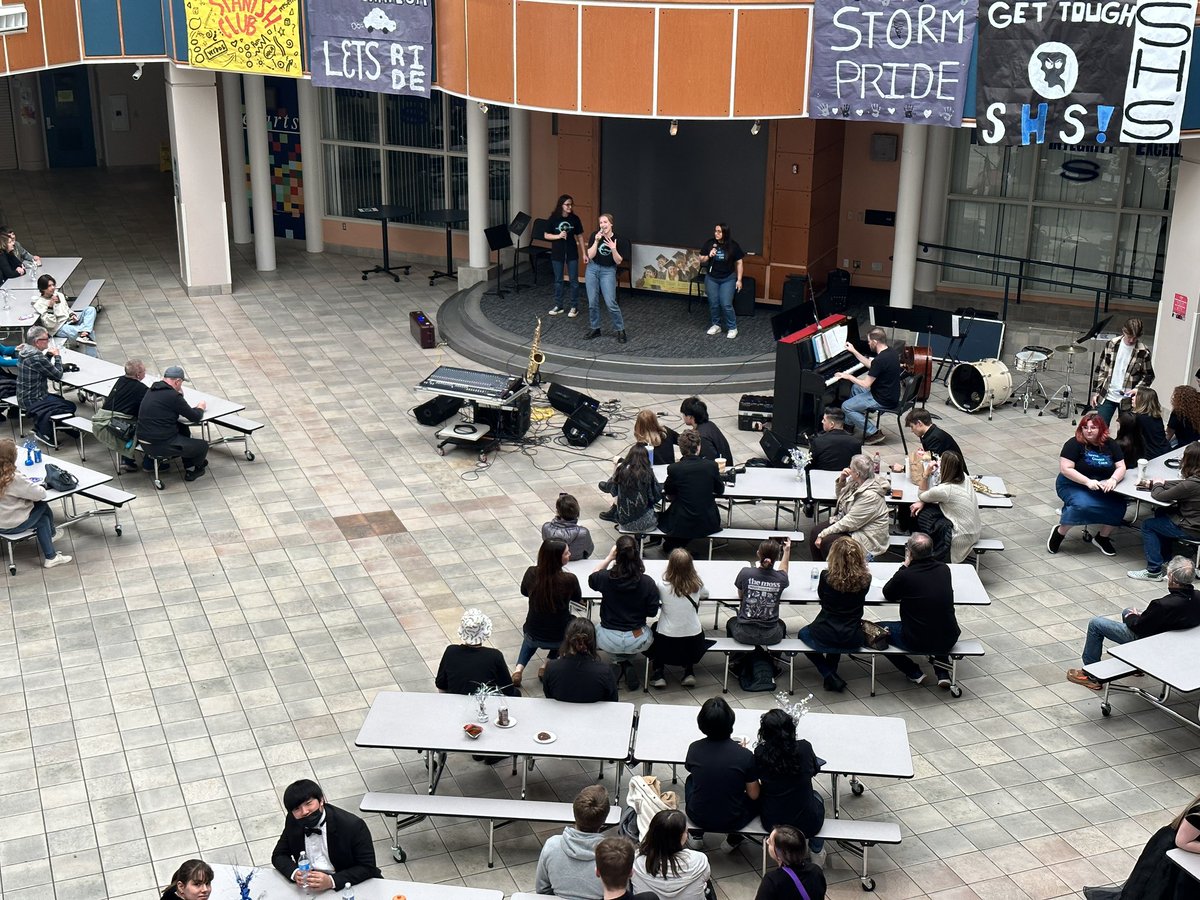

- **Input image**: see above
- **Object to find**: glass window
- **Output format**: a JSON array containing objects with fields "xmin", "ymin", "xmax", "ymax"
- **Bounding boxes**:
[
  {"xmin": 386, "ymin": 151, "xmax": 445, "ymax": 216},
  {"xmin": 384, "ymin": 94, "xmax": 445, "ymax": 149},
  {"xmin": 1034, "ymin": 149, "xmax": 1122, "ymax": 205},
  {"xmin": 320, "ymin": 88, "xmax": 378, "ymax": 144},
  {"xmin": 1123, "ymin": 150, "xmax": 1176, "ymax": 210},
  {"xmin": 1115, "ymin": 214, "xmax": 1168, "ymax": 298},
  {"xmin": 949, "ymin": 133, "xmax": 1031, "ymax": 198},
  {"xmin": 1027, "ymin": 207, "xmax": 1116, "ymax": 293},
  {"xmin": 940, "ymin": 201, "xmax": 1028, "ymax": 287},
  {"xmin": 448, "ymin": 97, "xmax": 468, "ymax": 152},
  {"xmin": 322, "ymin": 145, "xmax": 380, "ymax": 217}
]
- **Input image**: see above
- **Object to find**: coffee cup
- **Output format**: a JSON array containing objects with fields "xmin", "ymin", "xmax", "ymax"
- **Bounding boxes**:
[{"xmin": 715, "ymin": 457, "xmax": 726, "ymax": 474}]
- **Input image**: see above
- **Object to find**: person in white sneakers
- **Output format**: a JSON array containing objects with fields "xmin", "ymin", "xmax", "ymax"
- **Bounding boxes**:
[
  {"xmin": 700, "ymin": 222, "xmax": 744, "ymax": 340},
  {"xmin": 0, "ymin": 438, "xmax": 71, "ymax": 569},
  {"xmin": 545, "ymin": 195, "xmax": 586, "ymax": 318},
  {"xmin": 35, "ymin": 274, "xmax": 98, "ymax": 350}
]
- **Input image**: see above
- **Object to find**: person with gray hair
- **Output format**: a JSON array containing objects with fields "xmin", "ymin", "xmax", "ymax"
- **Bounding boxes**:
[
  {"xmin": 434, "ymin": 609, "xmax": 518, "ymax": 696},
  {"xmin": 813, "ymin": 454, "xmax": 890, "ymax": 560},
  {"xmin": 96, "ymin": 359, "xmax": 149, "ymax": 471},
  {"xmin": 17, "ymin": 324, "xmax": 75, "ymax": 443},
  {"xmin": 1068, "ymin": 555, "xmax": 1200, "ymax": 689},
  {"xmin": 876, "ymin": 533, "xmax": 960, "ymax": 688}
]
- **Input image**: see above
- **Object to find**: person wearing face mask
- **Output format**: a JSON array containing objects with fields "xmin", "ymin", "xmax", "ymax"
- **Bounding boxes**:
[
  {"xmin": 271, "ymin": 778, "xmax": 381, "ymax": 892},
  {"xmin": 160, "ymin": 858, "xmax": 213, "ymax": 900}
]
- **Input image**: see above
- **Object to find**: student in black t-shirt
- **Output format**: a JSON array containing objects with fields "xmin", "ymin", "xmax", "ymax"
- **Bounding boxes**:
[
  {"xmin": 755, "ymin": 826, "xmax": 827, "ymax": 900},
  {"xmin": 434, "ymin": 609, "xmax": 517, "ymax": 696},
  {"xmin": 680, "ymin": 396, "xmax": 734, "ymax": 465},
  {"xmin": 585, "ymin": 213, "xmax": 631, "ymax": 344},
  {"xmin": 545, "ymin": 195, "xmax": 586, "ymax": 318},
  {"xmin": 543, "ymin": 618, "xmax": 619, "ymax": 703},
  {"xmin": 903, "ymin": 409, "xmax": 968, "ymax": 473},
  {"xmin": 701, "ymin": 222, "xmax": 745, "ymax": 340},
  {"xmin": 684, "ymin": 697, "xmax": 759, "ymax": 845},
  {"xmin": 1049, "ymin": 412, "xmax": 1128, "ymax": 556},
  {"xmin": 835, "ymin": 326, "xmax": 901, "ymax": 446}
]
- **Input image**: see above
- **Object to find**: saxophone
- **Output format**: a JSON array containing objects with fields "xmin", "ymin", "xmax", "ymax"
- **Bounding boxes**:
[{"xmin": 525, "ymin": 317, "xmax": 546, "ymax": 385}]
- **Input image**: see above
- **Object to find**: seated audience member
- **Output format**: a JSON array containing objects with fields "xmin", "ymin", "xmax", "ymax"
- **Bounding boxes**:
[
  {"xmin": 660, "ymin": 430, "xmax": 724, "ymax": 552},
  {"xmin": 1168, "ymin": 385, "xmax": 1200, "ymax": 448},
  {"xmin": 596, "ymin": 836, "xmax": 658, "ymax": 900},
  {"xmin": 512, "ymin": 538, "xmax": 581, "ymax": 687},
  {"xmin": 35, "ymin": 274, "xmax": 97, "ymax": 348},
  {"xmin": 728, "ymin": 538, "xmax": 791, "ymax": 647},
  {"xmin": 680, "ymin": 395, "xmax": 734, "ymax": 464},
  {"xmin": 635, "ymin": 408, "xmax": 678, "ymax": 465},
  {"xmin": 0, "ymin": 438, "xmax": 71, "ymax": 569},
  {"xmin": 911, "ymin": 451, "xmax": 980, "ymax": 564},
  {"xmin": 0, "ymin": 231, "xmax": 25, "ymax": 280},
  {"xmin": 646, "ymin": 548, "xmax": 711, "ymax": 689},
  {"xmin": 543, "ymin": 617, "xmax": 619, "ymax": 703},
  {"xmin": 877, "ymin": 533, "xmax": 960, "ymax": 687},
  {"xmin": 0, "ymin": 340, "xmax": 20, "ymax": 411},
  {"xmin": 631, "ymin": 809, "xmax": 711, "ymax": 900},
  {"xmin": 160, "ymin": 859, "xmax": 214, "ymax": 900},
  {"xmin": 1049, "ymin": 412, "xmax": 1127, "ymax": 557},
  {"xmin": 808, "ymin": 407, "xmax": 861, "ymax": 471},
  {"xmin": 1130, "ymin": 442, "xmax": 1200, "ymax": 581},
  {"xmin": 685, "ymin": 697, "xmax": 759, "ymax": 845},
  {"xmin": 799, "ymin": 536, "xmax": 870, "ymax": 692},
  {"xmin": 835, "ymin": 326, "xmax": 900, "ymax": 446},
  {"xmin": 1102, "ymin": 789, "xmax": 1200, "ymax": 898},
  {"xmin": 271, "ymin": 778, "xmax": 381, "ymax": 891},
  {"xmin": 0, "ymin": 227, "xmax": 38, "ymax": 268},
  {"xmin": 95, "ymin": 359, "xmax": 148, "ymax": 472},
  {"xmin": 17, "ymin": 326, "xmax": 75, "ymax": 444},
  {"xmin": 136, "ymin": 365, "xmax": 209, "ymax": 481},
  {"xmin": 904, "ymin": 409, "xmax": 968, "ymax": 472},
  {"xmin": 813, "ymin": 455, "xmax": 890, "ymax": 560},
  {"xmin": 599, "ymin": 444, "xmax": 661, "ymax": 531},
  {"xmin": 536, "ymin": 785, "xmax": 612, "ymax": 900},
  {"xmin": 755, "ymin": 826, "xmax": 827, "ymax": 900},
  {"xmin": 754, "ymin": 709, "xmax": 825, "ymax": 859},
  {"xmin": 542, "ymin": 492, "xmax": 594, "ymax": 560},
  {"xmin": 590, "ymin": 537, "xmax": 660, "ymax": 691},
  {"xmin": 435, "ymin": 609, "xmax": 517, "ymax": 696},
  {"xmin": 1132, "ymin": 387, "xmax": 1170, "ymax": 458},
  {"xmin": 1068, "ymin": 556, "xmax": 1200, "ymax": 689},
  {"xmin": 1116, "ymin": 409, "xmax": 1145, "ymax": 465}
]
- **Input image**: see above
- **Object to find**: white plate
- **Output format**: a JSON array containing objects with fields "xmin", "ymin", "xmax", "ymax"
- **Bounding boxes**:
[
  {"xmin": 534, "ymin": 731, "xmax": 557, "ymax": 744},
  {"xmin": 494, "ymin": 717, "xmax": 517, "ymax": 729}
]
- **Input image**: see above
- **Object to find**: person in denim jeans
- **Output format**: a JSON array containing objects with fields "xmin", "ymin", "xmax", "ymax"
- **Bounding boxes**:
[
  {"xmin": 0, "ymin": 439, "xmax": 71, "ymax": 569},
  {"xmin": 1129, "ymin": 442, "xmax": 1200, "ymax": 581},
  {"xmin": 588, "ymin": 536, "xmax": 659, "ymax": 690},
  {"xmin": 584, "ymin": 213, "xmax": 629, "ymax": 344},
  {"xmin": 544, "ymin": 195, "xmax": 586, "ymax": 317},
  {"xmin": 700, "ymin": 223, "xmax": 744, "ymax": 340}
]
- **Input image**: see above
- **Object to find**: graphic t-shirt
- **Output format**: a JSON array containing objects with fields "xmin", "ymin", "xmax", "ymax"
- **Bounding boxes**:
[
  {"xmin": 588, "ymin": 231, "xmax": 629, "ymax": 268},
  {"xmin": 1060, "ymin": 437, "xmax": 1123, "ymax": 481},
  {"xmin": 734, "ymin": 566, "xmax": 789, "ymax": 622},
  {"xmin": 546, "ymin": 213, "xmax": 583, "ymax": 261},
  {"xmin": 700, "ymin": 239, "xmax": 745, "ymax": 279}
]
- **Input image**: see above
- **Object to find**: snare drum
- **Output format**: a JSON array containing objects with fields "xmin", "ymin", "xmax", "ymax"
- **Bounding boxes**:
[
  {"xmin": 948, "ymin": 359, "xmax": 1014, "ymax": 412},
  {"xmin": 1014, "ymin": 344, "xmax": 1055, "ymax": 373}
]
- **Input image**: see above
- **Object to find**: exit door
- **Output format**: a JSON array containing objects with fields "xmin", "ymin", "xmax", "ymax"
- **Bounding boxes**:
[{"xmin": 39, "ymin": 66, "xmax": 96, "ymax": 168}]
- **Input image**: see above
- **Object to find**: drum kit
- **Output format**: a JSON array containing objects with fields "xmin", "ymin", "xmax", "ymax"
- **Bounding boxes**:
[{"xmin": 945, "ymin": 340, "xmax": 1094, "ymax": 423}]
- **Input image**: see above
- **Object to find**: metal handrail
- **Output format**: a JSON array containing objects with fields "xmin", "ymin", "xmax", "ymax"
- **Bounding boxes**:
[{"xmin": 916, "ymin": 241, "xmax": 1162, "ymax": 322}]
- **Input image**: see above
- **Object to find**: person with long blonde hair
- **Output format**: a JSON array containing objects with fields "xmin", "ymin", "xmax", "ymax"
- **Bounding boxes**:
[
  {"xmin": 1132, "ymin": 386, "xmax": 1169, "ymax": 458},
  {"xmin": 0, "ymin": 439, "xmax": 70, "ymax": 568},
  {"xmin": 799, "ymin": 536, "xmax": 870, "ymax": 692},
  {"xmin": 1170, "ymin": 385, "xmax": 1200, "ymax": 448},
  {"xmin": 646, "ymin": 548, "xmax": 711, "ymax": 688},
  {"xmin": 633, "ymin": 409, "xmax": 677, "ymax": 465}
]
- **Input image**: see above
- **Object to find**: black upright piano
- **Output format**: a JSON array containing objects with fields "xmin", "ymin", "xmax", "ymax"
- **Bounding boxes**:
[{"xmin": 771, "ymin": 314, "xmax": 865, "ymax": 447}]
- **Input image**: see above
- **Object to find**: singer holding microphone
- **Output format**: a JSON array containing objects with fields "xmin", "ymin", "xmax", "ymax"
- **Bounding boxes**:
[
  {"xmin": 585, "ymin": 213, "xmax": 630, "ymax": 344},
  {"xmin": 701, "ymin": 223, "xmax": 744, "ymax": 340}
]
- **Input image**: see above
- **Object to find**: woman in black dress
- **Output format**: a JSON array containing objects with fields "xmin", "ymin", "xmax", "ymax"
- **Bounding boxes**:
[
  {"xmin": 755, "ymin": 710, "xmax": 825, "ymax": 858},
  {"xmin": 798, "ymin": 536, "xmax": 870, "ymax": 693},
  {"xmin": 542, "ymin": 617, "xmax": 619, "ymax": 703},
  {"xmin": 754, "ymin": 826, "xmax": 826, "ymax": 900},
  {"xmin": 1087, "ymin": 789, "xmax": 1200, "ymax": 899},
  {"xmin": 511, "ymin": 538, "xmax": 581, "ymax": 688}
]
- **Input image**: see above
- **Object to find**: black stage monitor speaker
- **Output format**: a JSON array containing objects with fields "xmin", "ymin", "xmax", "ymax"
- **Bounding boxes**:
[
  {"xmin": 563, "ymin": 406, "xmax": 608, "ymax": 447},
  {"xmin": 548, "ymin": 383, "xmax": 600, "ymax": 416},
  {"xmin": 415, "ymin": 395, "xmax": 464, "ymax": 427},
  {"xmin": 760, "ymin": 428, "xmax": 794, "ymax": 467},
  {"xmin": 477, "ymin": 394, "xmax": 532, "ymax": 440}
]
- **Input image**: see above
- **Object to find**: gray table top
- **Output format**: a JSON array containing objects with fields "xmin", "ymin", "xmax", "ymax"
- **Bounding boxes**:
[
  {"xmin": 1108, "ymin": 626, "xmax": 1200, "ymax": 692},
  {"xmin": 1114, "ymin": 445, "xmax": 1182, "ymax": 506},
  {"xmin": 633, "ymin": 704, "xmax": 913, "ymax": 779},
  {"xmin": 0, "ymin": 257, "xmax": 82, "ymax": 292},
  {"xmin": 211, "ymin": 864, "xmax": 505, "ymax": 900},
  {"xmin": 355, "ymin": 691, "xmax": 636, "ymax": 761},
  {"xmin": 57, "ymin": 349, "xmax": 125, "ymax": 388},
  {"xmin": 1168, "ymin": 848, "xmax": 1200, "ymax": 884},
  {"xmin": 28, "ymin": 452, "xmax": 112, "ymax": 500},
  {"xmin": 567, "ymin": 559, "xmax": 991, "ymax": 605},
  {"xmin": 86, "ymin": 376, "xmax": 246, "ymax": 422},
  {"xmin": 0, "ymin": 294, "xmax": 40, "ymax": 329}
]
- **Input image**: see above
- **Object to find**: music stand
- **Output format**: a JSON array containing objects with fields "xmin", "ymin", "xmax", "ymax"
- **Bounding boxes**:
[
  {"xmin": 484, "ymin": 224, "xmax": 514, "ymax": 298},
  {"xmin": 1076, "ymin": 314, "xmax": 1115, "ymax": 414},
  {"xmin": 507, "ymin": 212, "xmax": 532, "ymax": 290}
]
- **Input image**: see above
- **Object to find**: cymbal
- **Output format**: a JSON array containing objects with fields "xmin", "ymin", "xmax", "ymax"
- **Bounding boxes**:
[{"xmin": 1054, "ymin": 344, "xmax": 1090, "ymax": 354}]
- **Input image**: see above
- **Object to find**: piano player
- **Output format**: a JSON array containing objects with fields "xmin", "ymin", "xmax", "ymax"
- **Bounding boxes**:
[{"xmin": 832, "ymin": 326, "xmax": 902, "ymax": 446}]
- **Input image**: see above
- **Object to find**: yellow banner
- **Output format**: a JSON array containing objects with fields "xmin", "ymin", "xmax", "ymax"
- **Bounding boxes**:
[{"xmin": 185, "ymin": 0, "xmax": 302, "ymax": 76}]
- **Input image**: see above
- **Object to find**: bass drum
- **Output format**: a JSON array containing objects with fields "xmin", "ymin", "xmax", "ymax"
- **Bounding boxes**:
[{"xmin": 948, "ymin": 359, "xmax": 1013, "ymax": 413}]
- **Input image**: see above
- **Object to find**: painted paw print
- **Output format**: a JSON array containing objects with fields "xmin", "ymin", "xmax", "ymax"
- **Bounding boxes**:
[{"xmin": 869, "ymin": 103, "xmax": 881, "ymax": 117}]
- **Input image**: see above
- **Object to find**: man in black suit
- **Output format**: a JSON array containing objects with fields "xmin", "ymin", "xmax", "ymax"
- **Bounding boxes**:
[
  {"xmin": 809, "ymin": 407, "xmax": 862, "ymax": 471},
  {"xmin": 876, "ymin": 534, "xmax": 960, "ymax": 689},
  {"xmin": 904, "ymin": 409, "xmax": 969, "ymax": 473},
  {"xmin": 271, "ymin": 778, "xmax": 381, "ymax": 891},
  {"xmin": 680, "ymin": 395, "xmax": 734, "ymax": 465},
  {"xmin": 659, "ymin": 430, "xmax": 725, "ymax": 552}
]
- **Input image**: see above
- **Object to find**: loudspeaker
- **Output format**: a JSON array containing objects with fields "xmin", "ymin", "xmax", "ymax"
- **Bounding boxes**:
[
  {"xmin": 759, "ymin": 428, "xmax": 793, "ymax": 467},
  {"xmin": 477, "ymin": 394, "xmax": 532, "ymax": 440},
  {"xmin": 781, "ymin": 274, "xmax": 809, "ymax": 311},
  {"xmin": 414, "ymin": 395, "xmax": 464, "ymax": 427},
  {"xmin": 734, "ymin": 275, "xmax": 757, "ymax": 317},
  {"xmin": 548, "ymin": 383, "xmax": 600, "ymax": 416},
  {"xmin": 563, "ymin": 406, "xmax": 608, "ymax": 447}
]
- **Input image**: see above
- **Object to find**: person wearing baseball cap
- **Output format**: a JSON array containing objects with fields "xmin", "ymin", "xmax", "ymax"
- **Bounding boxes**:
[{"xmin": 135, "ymin": 365, "xmax": 209, "ymax": 482}]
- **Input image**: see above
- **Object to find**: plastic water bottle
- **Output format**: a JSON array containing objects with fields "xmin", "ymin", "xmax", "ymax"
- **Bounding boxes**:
[
  {"xmin": 342, "ymin": 883, "xmax": 357, "ymax": 900},
  {"xmin": 1, "ymin": 288, "xmax": 10, "ymax": 312},
  {"xmin": 872, "ymin": 451, "xmax": 881, "ymax": 474},
  {"xmin": 33, "ymin": 448, "xmax": 41, "ymax": 464},
  {"xmin": 810, "ymin": 566, "xmax": 819, "ymax": 593},
  {"xmin": 22, "ymin": 438, "xmax": 34, "ymax": 466},
  {"xmin": 297, "ymin": 852, "xmax": 312, "ymax": 895}
]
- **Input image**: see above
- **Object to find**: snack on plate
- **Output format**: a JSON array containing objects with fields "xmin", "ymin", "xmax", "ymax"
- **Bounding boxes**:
[{"xmin": 464, "ymin": 724, "xmax": 483, "ymax": 737}]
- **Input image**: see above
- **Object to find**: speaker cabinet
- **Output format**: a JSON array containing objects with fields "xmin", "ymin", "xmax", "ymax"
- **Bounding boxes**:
[
  {"xmin": 414, "ymin": 395, "xmax": 464, "ymax": 427},
  {"xmin": 548, "ymin": 383, "xmax": 600, "ymax": 416},
  {"xmin": 734, "ymin": 275, "xmax": 756, "ymax": 318},
  {"xmin": 563, "ymin": 406, "xmax": 608, "ymax": 447},
  {"xmin": 477, "ymin": 394, "xmax": 532, "ymax": 440},
  {"xmin": 759, "ymin": 428, "xmax": 794, "ymax": 466}
]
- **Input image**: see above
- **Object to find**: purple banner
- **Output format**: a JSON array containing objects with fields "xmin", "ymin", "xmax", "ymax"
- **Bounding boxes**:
[
  {"xmin": 310, "ymin": 0, "xmax": 433, "ymax": 96},
  {"xmin": 808, "ymin": 0, "xmax": 977, "ymax": 126}
]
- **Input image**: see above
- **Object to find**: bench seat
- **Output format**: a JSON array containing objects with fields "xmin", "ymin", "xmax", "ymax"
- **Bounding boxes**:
[
  {"xmin": 619, "ymin": 526, "xmax": 805, "ymax": 560},
  {"xmin": 207, "ymin": 413, "xmax": 264, "ymax": 461},
  {"xmin": 1083, "ymin": 657, "xmax": 1139, "ymax": 683},
  {"xmin": 69, "ymin": 279, "xmax": 104, "ymax": 313},
  {"xmin": 0, "ymin": 527, "xmax": 36, "ymax": 575}
]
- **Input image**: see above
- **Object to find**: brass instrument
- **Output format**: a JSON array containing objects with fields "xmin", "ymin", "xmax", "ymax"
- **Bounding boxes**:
[{"xmin": 525, "ymin": 317, "xmax": 546, "ymax": 384}]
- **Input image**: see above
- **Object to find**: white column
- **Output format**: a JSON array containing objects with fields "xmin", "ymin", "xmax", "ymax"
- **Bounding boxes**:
[
  {"xmin": 1152, "ymin": 139, "xmax": 1200, "ymax": 400},
  {"xmin": 296, "ymin": 78, "xmax": 324, "ymax": 253},
  {"xmin": 509, "ymin": 107, "xmax": 530, "ymax": 224},
  {"xmin": 888, "ymin": 124, "xmax": 928, "ymax": 310},
  {"xmin": 221, "ymin": 72, "xmax": 251, "ymax": 245},
  {"xmin": 914, "ymin": 126, "xmax": 952, "ymax": 293},
  {"xmin": 164, "ymin": 64, "xmax": 232, "ymax": 295},
  {"xmin": 457, "ymin": 100, "xmax": 490, "ymax": 286},
  {"xmin": 243, "ymin": 74, "xmax": 276, "ymax": 272}
]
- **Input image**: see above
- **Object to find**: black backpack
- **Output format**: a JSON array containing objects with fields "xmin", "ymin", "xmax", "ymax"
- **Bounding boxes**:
[{"xmin": 738, "ymin": 648, "xmax": 777, "ymax": 692}]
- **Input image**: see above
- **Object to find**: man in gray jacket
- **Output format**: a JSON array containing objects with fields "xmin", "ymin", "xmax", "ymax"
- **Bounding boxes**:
[{"xmin": 535, "ymin": 785, "xmax": 610, "ymax": 900}]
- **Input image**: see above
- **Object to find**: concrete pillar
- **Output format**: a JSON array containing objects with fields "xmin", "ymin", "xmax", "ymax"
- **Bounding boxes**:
[
  {"xmin": 888, "ymin": 124, "xmax": 928, "ymax": 310},
  {"xmin": 509, "ymin": 107, "xmax": 530, "ymax": 228},
  {"xmin": 221, "ymin": 72, "xmax": 251, "ymax": 245},
  {"xmin": 1152, "ymin": 139, "xmax": 1200, "ymax": 402},
  {"xmin": 296, "ymin": 78, "xmax": 324, "ymax": 253},
  {"xmin": 164, "ymin": 65, "xmax": 232, "ymax": 295},
  {"xmin": 457, "ymin": 101, "xmax": 490, "ymax": 287},
  {"xmin": 243, "ymin": 74, "xmax": 276, "ymax": 272},
  {"xmin": 914, "ymin": 126, "xmax": 951, "ymax": 294}
]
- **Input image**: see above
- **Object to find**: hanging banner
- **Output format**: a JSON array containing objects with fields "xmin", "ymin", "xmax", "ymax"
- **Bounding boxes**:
[
  {"xmin": 184, "ymin": 0, "xmax": 302, "ymax": 75},
  {"xmin": 807, "ymin": 0, "xmax": 978, "ymax": 125},
  {"xmin": 976, "ymin": 0, "xmax": 1197, "ymax": 145},
  {"xmin": 309, "ymin": 0, "xmax": 433, "ymax": 96}
]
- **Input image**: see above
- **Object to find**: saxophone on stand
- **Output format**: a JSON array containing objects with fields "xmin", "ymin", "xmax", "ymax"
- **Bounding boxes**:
[{"xmin": 525, "ymin": 317, "xmax": 546, "ymax": 385}]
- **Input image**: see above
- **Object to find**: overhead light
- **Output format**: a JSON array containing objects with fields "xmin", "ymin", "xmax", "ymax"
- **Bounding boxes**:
[
  {"xmin": 478, "ymin": 102, "xmax": 489, "ymax": 113},
  {"xmin": 0, "ymin": 3, "xmax": 28, "ymax": 35},
  {"xmin": 751, "ymin": 119, "xmax": 761, "ymax": 135},
  {"xmin": 669, "ymin": 119, "xmax": 678, "ymax": 137}
]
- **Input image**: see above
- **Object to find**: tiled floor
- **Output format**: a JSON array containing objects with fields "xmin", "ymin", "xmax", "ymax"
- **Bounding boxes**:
[{"xmin": 0, "ymin": 168, "xmax": 1195, "ymax": 899}]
